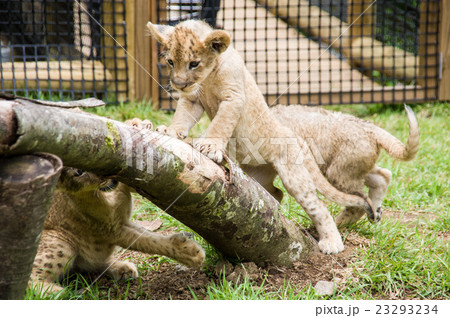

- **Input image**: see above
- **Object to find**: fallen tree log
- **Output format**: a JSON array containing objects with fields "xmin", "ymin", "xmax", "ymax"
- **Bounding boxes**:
[{"xmin": 0, "ymin": 98, "xmax": 315, "ymax": 267}]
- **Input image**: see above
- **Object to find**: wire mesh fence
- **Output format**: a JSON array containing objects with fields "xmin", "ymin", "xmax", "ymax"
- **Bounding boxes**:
[
  {"xmin": 156, "ymin": 0, "xmax": 441, "ymax": 110},
  {"xmin": 0, "ymin": 1, "xmax": 442, "ymax": 107},
  {"xmin": 0, "ymin": 0, "xmax": 128, "ymax": 102}
]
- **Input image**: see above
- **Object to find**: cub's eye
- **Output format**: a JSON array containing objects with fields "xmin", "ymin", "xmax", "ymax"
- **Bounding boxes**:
[
  {"xmin": 167, "ymin": 59, "xmax": 174, "ymax": 67},
  {"xmin": 189, "ymin": 61, "xmax": 200, "ymax": 69},
  {"xmin": 74, "ymin": 169, "xmax": 85, "ymax": 177}
]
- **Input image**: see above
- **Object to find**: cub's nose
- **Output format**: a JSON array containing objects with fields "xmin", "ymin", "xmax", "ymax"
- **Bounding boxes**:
[{"xmin": 171, "ymin": 78, "xmax": 188, "ymax": 90}]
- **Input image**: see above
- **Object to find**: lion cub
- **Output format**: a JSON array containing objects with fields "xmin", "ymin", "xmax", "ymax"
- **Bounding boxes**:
[
  {"xmin": 146, "ymin": 19, "xmax": 373, "ymax": 254},
  {"xmin": 270, "ymin": 104, "xmax": 419, "ymax": 226},
  {"xmin": 29, "ymin": 167, "xmax": 205, "ymax": 294}
]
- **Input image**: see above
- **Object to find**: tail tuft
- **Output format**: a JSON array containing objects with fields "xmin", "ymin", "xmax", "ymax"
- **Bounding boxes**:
[
  {"xmin": 372, "ymin": 104, "xmax": 419, "ymax": 161},
  {"xmin": 402, "ymin": 104, "xmax": 420, "ymax": 161}
]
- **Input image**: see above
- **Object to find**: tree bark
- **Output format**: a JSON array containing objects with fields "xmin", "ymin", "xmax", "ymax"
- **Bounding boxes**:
[
  {"xmin": 0, "ymin": 98, "xmax": 315, "ymax": 267},
  {"xmin": 0, "ymin": 153, "xmax": 63, "ymax": 299}
]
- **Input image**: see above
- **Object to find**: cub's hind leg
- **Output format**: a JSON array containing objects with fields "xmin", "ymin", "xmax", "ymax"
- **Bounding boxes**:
[
  {"xmin": 243, "ymin": 161, "xmax": 344, "ymax": 250},
  {"xmin": 29, "ymin": 231, "xmax": 76, "ymax": 294},
  {"xmin": 273, "ymin": 160, "xmax": 344, "ymax": 254},
  {"xmin": 71, "ymin": 241, "xmax": 138, "ymax": 282},
  {"xmin": 105, "ymin": 257, "xmax": 139, "ymax": 281}
]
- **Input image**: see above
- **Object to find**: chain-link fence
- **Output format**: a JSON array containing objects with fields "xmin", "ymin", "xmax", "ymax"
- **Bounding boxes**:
[
  {"xmin": 0, "ymin": 0, "xmax": 128, "ymax": 102},
  {"xmin": 0, "ymin": 1, "xmax": 443, "ymax": 107},
  {"xmin": 156, "ymin": 0, "xmax": 441, "ymax": 109}
]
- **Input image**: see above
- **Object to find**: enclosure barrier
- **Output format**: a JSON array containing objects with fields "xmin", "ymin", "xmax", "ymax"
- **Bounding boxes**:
[
  {"xmin": 0, "ymin": 0, "xmax": 128, "ymax": 102},
  {"xmin": 1, "ymin": 1, "xmax": 449, "ymax": 107},
  {"xmin": 155, "ymin": 0, "xmax": 448, "ymax": 109}
]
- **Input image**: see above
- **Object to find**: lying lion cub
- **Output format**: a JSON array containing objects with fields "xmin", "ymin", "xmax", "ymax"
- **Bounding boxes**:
[
  {"xmin": 270, "ymin": 104, "xmax": 419, "ymax": 226},
  {"xmin": 29, "ymin": 167, "xmax": 205, "ymax": 294}
]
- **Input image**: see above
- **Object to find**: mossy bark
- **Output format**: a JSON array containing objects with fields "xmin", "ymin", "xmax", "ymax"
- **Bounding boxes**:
[{"xmin": 0, "ymin": 98, "xmax": 315, "ymax": 267}]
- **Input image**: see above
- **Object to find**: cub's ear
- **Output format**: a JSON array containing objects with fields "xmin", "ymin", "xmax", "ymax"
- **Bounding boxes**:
[
  {"xmin": 203, "ymin": 30, "xmax": 231, "ymax": 54},
  {"xmin": 146, "ymin": 22, "xmax": 174, "ymax": 45}
]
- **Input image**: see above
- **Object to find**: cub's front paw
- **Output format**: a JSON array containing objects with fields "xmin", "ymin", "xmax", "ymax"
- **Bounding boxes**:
[
  {"xmin": 318, "ymin": 237, "xmax": 345, "ymax": 255},
  {"xmin": 193, "ymin": 138, "xmax": 225, "ymax": 163},
  {"xmin": 169, "ymin": 233, "xmax": 205, "ymax": 267},
  {"xmin": 125, "ymin": 118, "xmax": 153, "ymax": 130},
  {"xmin": 155, "ymin": 125, "xmax": 187, "ymax": 140}
]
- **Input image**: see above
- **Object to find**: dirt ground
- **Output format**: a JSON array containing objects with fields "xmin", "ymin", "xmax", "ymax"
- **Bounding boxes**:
[
  {"xmin": 87, "ymin": 231, "xmax": 371, "ymax": 300},
  {"xmin": 72, "ymin": 208, "xmax": 446, "ymax": 300}
]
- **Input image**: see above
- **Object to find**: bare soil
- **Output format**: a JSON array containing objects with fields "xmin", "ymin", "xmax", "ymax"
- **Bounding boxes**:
[
  {"xmin": 85, "ymin": 231, "xmax": 371, "ymax": 300},
  {"xmin": 66, "ymin": 209, "xmax": 447, "ymax": 300}
]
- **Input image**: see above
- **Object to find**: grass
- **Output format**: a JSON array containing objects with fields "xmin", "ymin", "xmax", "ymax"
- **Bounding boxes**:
[
  {"xmin": 27, "ymin": 100, "xmax": 449, "ymax": 300},
  {"xmin": 345, "ymin": 220, "xmax": 449, "ymax": 299}
]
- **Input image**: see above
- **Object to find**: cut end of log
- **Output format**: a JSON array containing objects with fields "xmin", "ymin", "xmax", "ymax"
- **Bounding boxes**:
[
  {"xmin": 0, "ymin": 155, "xmax": 56, "ymax": 184},
  {"xmin": 0, "ymin": 100, "xmax": 18, "ymax": 148},
  {"xmin": 0, "ymin": 153, "xmax": 63, "ymax": 299}
]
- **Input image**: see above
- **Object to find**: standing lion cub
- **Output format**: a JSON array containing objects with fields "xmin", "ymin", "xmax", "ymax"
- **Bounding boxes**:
[
  {"xmin": 146, "ymin": 19, "xmax": 374, "ymax": 254},
  {"xmin": 29, "ymin": 167, "xmax": 205, "ymax": 294},
  {"xmin": 270, "ymin": 104, "xmax": 419, "ymax": 226}
]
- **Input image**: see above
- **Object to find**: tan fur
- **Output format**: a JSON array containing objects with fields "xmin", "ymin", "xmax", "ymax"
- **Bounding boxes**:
[
  {"xmin": 29, "ymin": 167, "xmax": 205, "ymax": 294},
  {"xmin": 270, "ymin": 104, "xmax": 419, "ymax": 226},
  {"xmin": 147, "ymin": 20, "xmax": 374, "ymax": 254}
]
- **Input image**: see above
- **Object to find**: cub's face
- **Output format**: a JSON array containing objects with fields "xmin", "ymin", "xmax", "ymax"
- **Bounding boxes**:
[
  {"xmin": 147, "ymin": 21, "xmax": 230, "ymax": 95},
  {"xmin": 163, "ymin": 27, "xmax": 217, "ymax": 94},
  {"xmin": 57, "ymin": 167, "xmax": 118, "ymax": 193}
]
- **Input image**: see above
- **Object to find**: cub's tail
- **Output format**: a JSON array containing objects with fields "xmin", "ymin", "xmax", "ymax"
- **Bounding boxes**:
[{"xmin": 371, "ymin": 105, "xmax": 419, "ymax": 161}]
